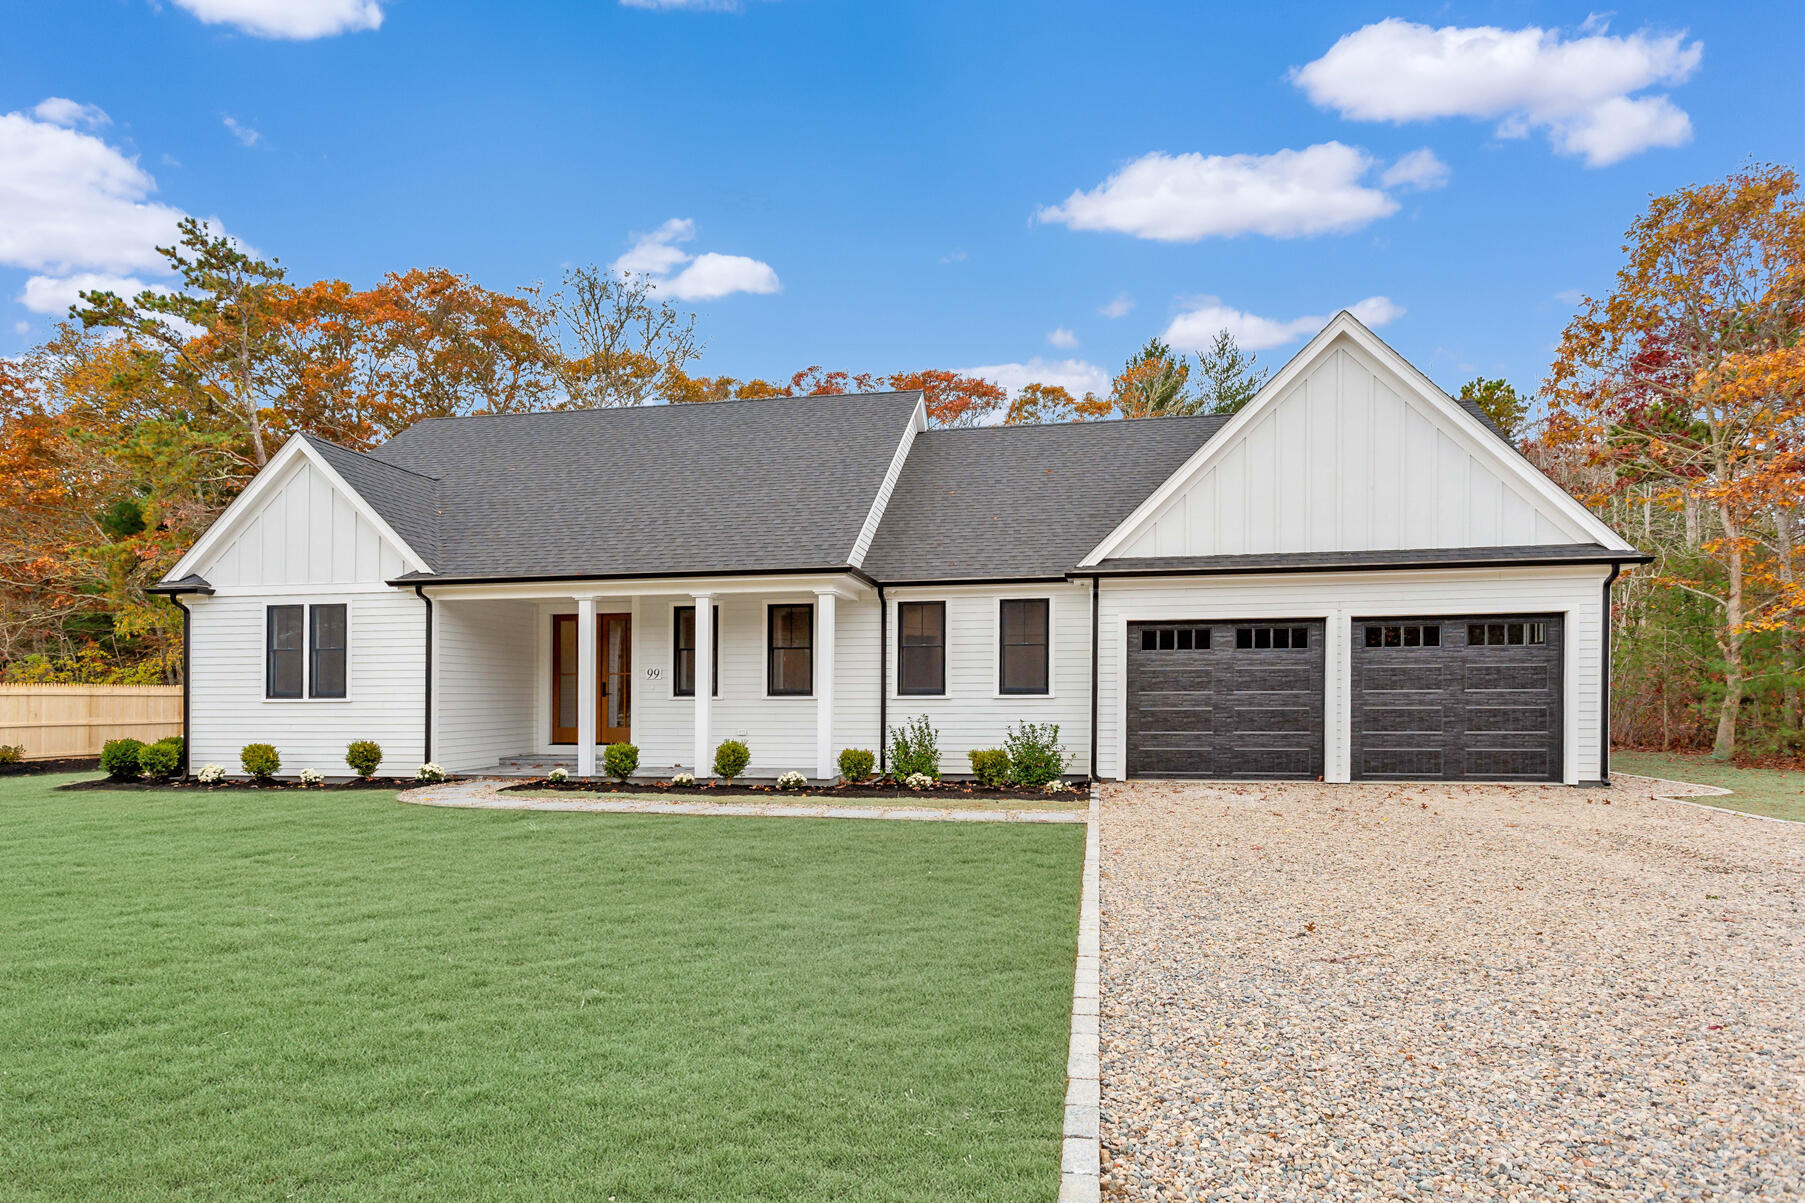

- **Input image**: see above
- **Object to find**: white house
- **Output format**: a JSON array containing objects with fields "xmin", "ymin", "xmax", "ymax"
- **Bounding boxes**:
[{"xmin": 153, "ymin": 313, "xmax": 1648, "ymax": 785}]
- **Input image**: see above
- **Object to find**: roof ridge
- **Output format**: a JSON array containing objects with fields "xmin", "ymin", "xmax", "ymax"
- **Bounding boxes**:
[
  {"xmin": 300, "ymin": 432, "xmax": 444, "ymax": 483},
  {"xmin": 391, "ymin": 389, "xmax": 925, "ymax": 429}
]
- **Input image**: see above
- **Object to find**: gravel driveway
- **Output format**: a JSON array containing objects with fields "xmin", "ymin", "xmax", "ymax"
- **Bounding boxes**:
[{"xmin": 1099, "ymin": 776, "xmax": 1804, "ymax": 1201}]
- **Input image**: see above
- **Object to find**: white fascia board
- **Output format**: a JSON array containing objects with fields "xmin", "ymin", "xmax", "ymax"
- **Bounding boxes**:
[
  {"xmin": 849, "ymin": 396, "xmax": 926, "ymax": 569},
  {"xmin": 419, "ymin": 571, "xmax": 871, "ymax": 603},
  {"xmin": 1077, "ymin": 312, "xmax": 1635, "ymax": 566}
]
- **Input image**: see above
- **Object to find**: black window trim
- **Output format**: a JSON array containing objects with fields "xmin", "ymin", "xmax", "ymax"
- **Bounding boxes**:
[
  {"xmin": 998, "ymin": 597, "xmax": 1051, "ymax": 696},
  {"xmin": 266, "ymin": 604, "xmax": 304, "ymax": 700},
  {"xmin": 896, "ymin": 599, "xmax": 947, "ymax": 697},
  {"xmin": 766, "ymin": 601, "xmax": 815, "ymax": 697},
  {"xmin": 672, "ymin": 602, "xmax": 720, "ymax": 698},
  {"xmin": 308, "ymin": 602, "xmax": 348, "ymax": 699}
]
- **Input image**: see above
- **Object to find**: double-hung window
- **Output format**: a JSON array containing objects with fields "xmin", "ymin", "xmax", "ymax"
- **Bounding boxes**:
[
  {"xmin": 998, "ymin": 598, "xmax": 1050, "ymax": 695},
  {"xmin": 767, "ymin": 603, "xmax": 814, "ymax": 696},
  {"xmin": 897, "ymin": 601, "xmax": 945, "ymax": 695},
  {"xmin": 267, "ymin": 603, "xmax": 347, "ymax": 699},
  {"xmin": 673, "ymin": 604, "xmax": 719, "ymax": 697}
]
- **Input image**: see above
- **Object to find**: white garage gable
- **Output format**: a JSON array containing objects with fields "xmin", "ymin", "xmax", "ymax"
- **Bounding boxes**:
[{"xmin": 1082, "ymin": 313, "xmax": 1631, "ymax": 565}]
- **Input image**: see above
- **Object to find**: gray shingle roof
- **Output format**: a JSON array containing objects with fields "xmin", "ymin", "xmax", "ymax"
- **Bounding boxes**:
[
  {"xmin": 862, "ymin": 416, "xmax": 1228, "ymax": 582},
  {"xmin": 1085, "ymin": 544, "xmax": 1650, "ymax": 576},
  {"xmin": 366, "ymin": 391, "xmax": 922, "ymax": 581},
  {"xmin": 300, "ymin": 435, "xmax": 442, "ymax": 565}
]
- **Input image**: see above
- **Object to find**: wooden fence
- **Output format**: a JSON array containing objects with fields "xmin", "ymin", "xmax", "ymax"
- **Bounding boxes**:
[{"xmin": 0, "ymin": 684, "xmax": 182, "ymax": 759}]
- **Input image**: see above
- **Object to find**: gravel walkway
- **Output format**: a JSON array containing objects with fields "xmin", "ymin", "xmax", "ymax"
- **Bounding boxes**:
[
  {"xmin": 399, "ymin": 778, "xmax": 1086, "ymax": 823},
  {"xmin": 1100, "ymin": 775, "xmax": 1805, "ymax": 1201}
]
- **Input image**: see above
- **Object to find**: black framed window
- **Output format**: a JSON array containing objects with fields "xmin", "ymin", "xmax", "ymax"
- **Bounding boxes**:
[
  {"xmin": 999, "ymin": 598, "xmax": 1050, "ymax": 694},
  {"xmin": 1363, "ymin": 623, "xmax": 1441, "ymax": 649},
  {"xmin": 897, "ymin": 601, "xmax": 945, "ymax": 695},
  {"xmin": 767, "ymin": 603, "xmax": 813, "ymax": 696},
  {"xmin": 1468, "ymin": 621, "xmax": 1545, "ymax": 647},
  {"xmin": 1234, "ymin": 625, "xmax": 1310, "ymax": 650},
  {"xmin": 266, "ymin": 605, "xmax": 304, "ymax": 699},
  {"xmin": 673, "ymin": 604, "xmax": 719, "ymax": 697},
  {"xmin": 1139, "ymin": 625, "xmax": 1211, "ymax": 651},
  {"xmin": 309, "ymin": 604, "xmax": 348, "ymax": 698}
]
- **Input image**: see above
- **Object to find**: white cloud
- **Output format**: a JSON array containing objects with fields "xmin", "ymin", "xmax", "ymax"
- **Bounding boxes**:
[
  {"xmin": 12, "ymin": 320, "xmax": 28, "ymax": 335},
  {"xmin": 1164, "ymin": 295, "xmax": 1404, "ymax": 352},
  {"xmin": 610, "ymin": 218, "xmax": 779, "ymax": 301},
  {"xmin": 170, "ymin": 0, "xmax": 384, "ymax": 38},
  {"xmin": 32, "ymin": 98, "xmax": 109, "ymax": 129},
  {"xmin": 1037, "ymin": 142, "xmax": 1400, "ymax": 241},
  {"xmin": 938, "ymin": 249, "xmax": 967, "ymax": 264},
  {"xmin": 1554, "ymin": 288, "xmax": 1585, "ymax": 305},
  {"xmin": 1379, "ymin": 148, "xmax": 1449, "ymax": 191},
  {"xmin": 1047, "ymin": 326, "xmax": 1078, "ymax": 349},
  {"xmin": 1291, "ymin": 18, "xmax": 1701, "ymax": 166},
  {"xmin": 0, "ymin": 105, "xmax": 192, "ymax": 276},
  {"xmin": 960, "ymin": 357, "xmax": 1110, "ymax": 402},
  {"xmin": 18, "ymin": 272, "xmax": 161, "ymax": 315},
  {"xmin": 1099, "ymin": 292, "xmax": 1134, "ymax": 319},
  {"xmin": 222, "ymin": 116, "xmax": 261, "ymax": 147}
]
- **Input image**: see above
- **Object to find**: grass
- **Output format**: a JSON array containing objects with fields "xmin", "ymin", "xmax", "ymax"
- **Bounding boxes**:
[
  {"xmin": 1612, "ymin": 750, "xmax": 1805, "ymax": 822},
  {"xmin": 0, "ymin": 773, "xmax": 1083, "ymax": 1202}
]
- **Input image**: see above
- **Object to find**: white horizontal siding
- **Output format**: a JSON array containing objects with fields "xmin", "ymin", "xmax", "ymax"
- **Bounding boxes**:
[
  {"xmin": 1095, "ymin": 566, "xmax": 1610, "ymax": 785},
  {"xmin": 186, "ymin": 589, "xmax": 426, "ymax": 776},
  {"xmin": 1113, "ymin": 344, "xmax": 1589, "ymax": 559},
  {"xmin": 436, "ymin": 600, "xmax": 535, "ymax": 772},
  {"xmin": 884, "ymin": 583, "xmax": 1092, "ymax": 778},
  {"xmin": 199, "ymin": 456, "xmax": 409, "ymax": 587}
]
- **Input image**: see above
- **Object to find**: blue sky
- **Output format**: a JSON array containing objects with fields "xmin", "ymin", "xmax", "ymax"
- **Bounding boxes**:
[{"xmin": 3, "ymin": 1, "xmax": 1799, "ymax": 405}]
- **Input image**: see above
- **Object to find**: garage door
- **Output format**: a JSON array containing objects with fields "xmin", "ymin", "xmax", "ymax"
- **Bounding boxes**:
[
  {"xmin": 1351, "ymin": 614, "xmax": 1563, "ymax": 782},
  {"xmin": 1126, "ymin": 620, "xmax": 1324, "ymax": 779}
]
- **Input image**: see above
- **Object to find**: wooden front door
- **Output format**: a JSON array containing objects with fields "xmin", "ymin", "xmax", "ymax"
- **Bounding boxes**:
[{"xmin": 551, "ymin": 613, "xmax": 632, "ymax": 745}]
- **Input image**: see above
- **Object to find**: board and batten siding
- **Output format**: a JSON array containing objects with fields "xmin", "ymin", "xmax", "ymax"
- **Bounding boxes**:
[
  {"xmin": 183, "ymin": 450, "xmax": 426, "ymax": 776},
  {"xmin": 435, "ymin": 599, "xmax": 536, "ymax": 772},
  {"xmin": 1112, "ymin": 343, "xmax": 1585, "ymax": 559},
  {"xmin": 1095, "ymin": 565, "xmax": 1611, "ymax": 785},
  {"xmin": 883, "ymin": 582, "xmax": 1091, "ymax": 776}
]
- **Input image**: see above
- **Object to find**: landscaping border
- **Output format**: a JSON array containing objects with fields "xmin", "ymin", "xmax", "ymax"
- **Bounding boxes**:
[
  {"xmin": 1616, "ymin": 770, "xmax": 1805, "ymax": 826},
  {"xmin": 1058, "ymin": 784, "xmax": 1101, "ymax": 1203}
]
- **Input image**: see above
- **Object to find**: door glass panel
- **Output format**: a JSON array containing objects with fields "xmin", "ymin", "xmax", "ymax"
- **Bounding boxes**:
[{"xmin": 605, "ymin": 616, "xmax": 631, "ymax": 731}]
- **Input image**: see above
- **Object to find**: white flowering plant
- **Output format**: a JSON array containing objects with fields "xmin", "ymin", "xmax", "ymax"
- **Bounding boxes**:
[
  {"xmin": 547, "ymin": 767, "xmax": 569, "ymax": 783},
  {"xmin": 299, "ymin": 768, "xmax": 326, "ymax": 788},
  {"xmin": 670, "ymin": 771, "xmax": 696, "ymax": 786},
  {"xmin": 904, "ymin": 772, "xmax": 935, "ymax": 791},
  {"xmin": 196, "ymin": 763, "xmax": 226, "ymax": 785},
  {"xmin": 1042, "ymin": 779, "xmax": 1071, "ymax": 794},
  {"xmin": 415, "ymin": 762, "xmax": 448, "ymax": 783},
  {"xmin": 776, "ymin": 770, "xmax": 808, "ymax": 790}
]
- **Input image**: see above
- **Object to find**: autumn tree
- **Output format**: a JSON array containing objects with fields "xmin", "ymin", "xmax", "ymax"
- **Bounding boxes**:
[
  {"xmin": 1544, "ymin": 163, "xmax": 1805, "ymax": 758},
  {"xmin": 537, "ymin": 267, "xmax": 701, "ymax": 407},
  {"xmin": 1109, "ymin": 338, "xmax": 1193, "ymax": 418},
  {"xmin": 1192, "ymin": 330, "xmax": 1268, "ymax": 415},
  {"xmin": 886, "ymin": 369, "xmax": 1006, "ymax": 427},
  {"xmin": 1457, "ymin": 376, "xmax": 1530, "ymax": 440},
  {"xmin": 1001, "ymin": 382, "xmax": 1112, "ymax": 425}
]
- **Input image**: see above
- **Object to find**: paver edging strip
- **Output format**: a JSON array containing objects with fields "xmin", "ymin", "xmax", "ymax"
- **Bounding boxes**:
[
  {"xmin": 1058, "ymin": 785, "xmax": 1101, "ymax": 1203},
  {"xmin": 1614, "ymin": 770, "xmax": 1805, "ymax": 826}
]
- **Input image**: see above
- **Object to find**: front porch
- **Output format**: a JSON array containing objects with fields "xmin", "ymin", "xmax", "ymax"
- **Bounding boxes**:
[{"xmin": 424, "ymin": 572, "xmax": 876, "ymax": 782}]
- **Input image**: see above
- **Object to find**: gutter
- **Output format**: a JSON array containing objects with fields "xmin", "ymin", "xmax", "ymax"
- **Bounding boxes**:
[
  {"xmin": 1070, "ymin": 551, "xmax": 1653, "ymax": 581},
  {"xmin": 877, "ymin": 583, "xmax": 887, "ymax": 774},
  {"xmin": 169, "ymin": 593, "xmax": 191, "ymax": 776},
  {"xmin": 1089, "ymin": 576, "xmax": 1099, "ymax": 782},
  {"xmin": 412, "ymin": 584, "xmax": 433, "ymax": 762},
  {"xmin": 390, "ymin": 563, "xmax": 881, "ymax": 590},
  {"xmin": 1600, "ymin": 563, "xmax": 1622, "ymax": 787}
]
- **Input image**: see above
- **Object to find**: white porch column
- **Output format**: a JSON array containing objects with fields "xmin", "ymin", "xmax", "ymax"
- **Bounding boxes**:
[
  {"xmin": 692, "ymin": 592, "xmax": 713, "ymax": 777},
  {"xmin": 576, "ymin": 594, "xmax": 597, "ymax": 778},
  {"xmin": 814, "ymin": 589, "xmax": 837, "ymax": 779}
]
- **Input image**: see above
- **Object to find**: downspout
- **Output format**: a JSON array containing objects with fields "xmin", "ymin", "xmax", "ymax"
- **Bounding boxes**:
[
  {"xmin": 412, "ymin": 585, "xmax": 433, "ymax": 762},
  {"xmin": 1089, "ymin": 575, "xmax": 1100, "ymax": 782},
  {"xmin": 170, "ymin": 594, "xmax": 191, "ymax": 776},
  {"xmin": 877, "ymin": 583, "xmax": 887, "ymax": 774},
  {"xmin": 1600, "ymin": 564, "xmax": 1621, "ymax": 786}
]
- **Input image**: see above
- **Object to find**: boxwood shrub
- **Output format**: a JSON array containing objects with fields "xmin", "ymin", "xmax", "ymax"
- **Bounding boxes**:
[
  {"xmin": 345, "ymin": 740, "xmax": 383, "ymax": 779},
  {"xmin": 838, "ymin": 747, "xmax": 875, "ymax": 783},
  {"xmin": 138, "ymin": 738, "xmax": 181, "ymax": 780},
  {"xmin": 241, "ymin": 742, "xmax": 281, "ymax": 782},
  {"xmin": 712, "ymin": 739, "xmax": 750, "ymax": 782},
  {"xmin": 100, "ymin": 738, "xmax": 144, "ymax": 781},
  {"xmin": 967, "ymin": 748, "xmax": 1012, "ymax": 788},
  {"xmin": 602, "ymin": 741, "xmax": 639, "ymax": 782}
]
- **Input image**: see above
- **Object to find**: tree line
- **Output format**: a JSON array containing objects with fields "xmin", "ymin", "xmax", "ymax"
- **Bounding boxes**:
[{"xmin": 3, "ymin": 166, "xmax": 1799, "ymax": 761}]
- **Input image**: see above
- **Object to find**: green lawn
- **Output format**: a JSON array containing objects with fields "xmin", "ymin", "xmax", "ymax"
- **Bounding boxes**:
[
  {"xmin": 1612, "ymin": 750, "xmax": 1805, "ymax": 822},
  {"xmin": 0, "ymin": 773, "xmax": 1083, "ymax": 1202}
]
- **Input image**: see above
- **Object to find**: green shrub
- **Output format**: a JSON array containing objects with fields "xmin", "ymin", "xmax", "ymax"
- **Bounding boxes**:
[
  {"xmin": 1003, "ymin": 721, "xmax": 1067, "ymax": 787},
  {"xmin": 100, "ymin": 738, "xmax": 144, "ymax": 781},
  {"xmin": 712, "ymin": 739, "xmax": 750, "ymax": 782},
  {"xmin": 0, "ymin": 744, "xmax": 23, "ymax": 766},
  {"xmin": 241, "ymin": 743, "xmax": 281, "ymax": 781},
  {"xmin": 967, "ymin": 747, "xmax": 1012, "ymax": 788},
  {"xmin": 138, "ymin": 739, "xmax": 181, "ymax": 780},
  {"xmin": 345, "ymin": 740, "xmax": 383, "ymax": 778},
  {"xmin": 603, "ymin": 742, "xmax": 640, "ymax": 782},
  {"xmin": 887, "ymin": 714, "xmax": 940, "ymax": 780},
  {"xmin": 838, "ymin": 747, "xmax": 875, "ymax": 783}
]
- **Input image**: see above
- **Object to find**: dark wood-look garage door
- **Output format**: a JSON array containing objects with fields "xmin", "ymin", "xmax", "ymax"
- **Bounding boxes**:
[
  {"xmin": 1126, "ymin": 620, "xmax": 1325, "ymax": 779},
  {"xmin": 1351, "ymin": 614, "xmax": 1563, "ymax": 782}
]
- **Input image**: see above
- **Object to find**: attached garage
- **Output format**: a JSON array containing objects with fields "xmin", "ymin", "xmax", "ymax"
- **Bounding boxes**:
[
  {"xmin": 1126, "ymin": 619, "xmax": 1324, "ymax": 779},
  {"xmin": 1350, "ymin": 614, "xmax": 1564, "ymax": 782}
]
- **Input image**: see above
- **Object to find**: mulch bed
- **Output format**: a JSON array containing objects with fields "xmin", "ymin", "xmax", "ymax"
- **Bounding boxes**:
[
  {"xmin": 1, "ymin": 757, "xmax": 102, "ymax": 777},
  {"xmin": 59, "ymin": 777, "xmax": 439, "ymax": 792},
  {"xmin": 501, "ymin": 778, "xmax": 1078, "ymax": 802}
]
